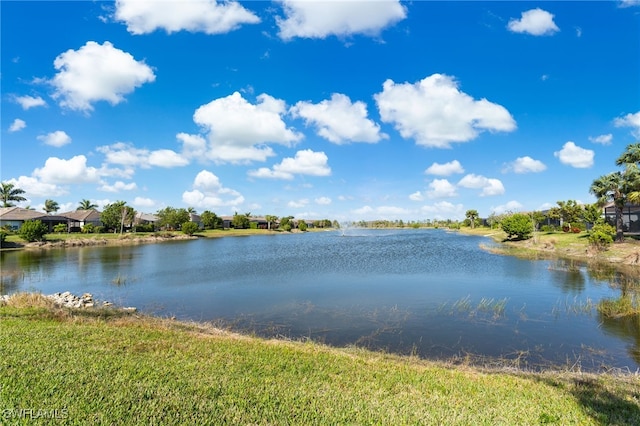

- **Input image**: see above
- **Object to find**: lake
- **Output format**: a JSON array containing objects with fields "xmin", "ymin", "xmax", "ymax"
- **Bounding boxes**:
[{"xmin": 1, "ymin": 229, "xmax": 638, "ymax": 372}]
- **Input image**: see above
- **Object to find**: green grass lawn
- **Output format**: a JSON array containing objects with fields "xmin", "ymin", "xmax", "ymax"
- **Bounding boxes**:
[{"xmin": 1, "ymin": 295, "xmax": 639, "ymax": 425}]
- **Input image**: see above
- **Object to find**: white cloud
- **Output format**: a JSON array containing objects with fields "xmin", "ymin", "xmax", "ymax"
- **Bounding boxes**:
[
  {"xmin": 426, "ymin": 179, "xmax": 458, "ymax": 199},
  {"xmin": 7, "ymin": 176, "xmax": 66, "ymax": 198},
  {"xmin": 503, "ymin": 156, "xmax": 546, "ymax": 173},
  {"xmin": 37, "ymin": 130, "xmax": 72, "ymax": 147},
  {"xmin": 14, "ymin": 95, "xmax": 46, "ymax": 110},
  {"xmin": 51, "ymin": 41, "xmax": 155, "ymax": 112},
  {"xmin": 276, "ymin": 0, "xmax": 406, "ymax": 40},
  {"xmin": 248, "ymin": 149, "xmax": 331, "ymax": 180},
  {"xmin": 350, "ymin": 205, "xmax": 411, "ymax": 220},
  {"xmin": 554, "ymin": 141, "xmax": 594, "ymax": 168},
  {"xmin": 33, "ymin": 155, "xmax": 101, "ymax": 184},
  {"xmin": 491, "ymin": 200, "xmax": 524, "ymax": 215},
  {"xmin": 176, "ymin": 132, "xmax": 207, "ymax": 160},
  {"xmin": 315, "ymin": 197, "xmax": 331, "ymax": 205},
  {"xmin": 133, "ymin": 197, "xmax": 156, "ymax": 208},
  {"xmin": 420, "ymin": 201, "xmax": 465, "ymax": 220},
  {"xmin": 589, "ymin": 134, "xmax": 613, "ymax": 145},
  {"xmin": 375, "ymin": 74, "xmax": 516, "ymax": 148},
  {"xmin": 9, "ymin": 119, "xmax": 26, "ymax": 132},
  {"xmin": 148, "ymin": 149, "xmax": 189, "ymax": 168},
  {"xmin": 619, "ymin": 0, "xmax": 640, "ymax": 8},
  {"xmin": 193, "ymin": 92, "xmax": 303, "ymax": 163},
  {"xmin": 99, "ymin": 181, "xmax": 138, "ymax": 193},
  {"xmin": 458, "ymin": 174, "xmax": 505, "ymax": 196},
  {"xmin": 424, "ymin": 160, "xmax": 464, "ymax": 176},
  {"xmin": 288, "ymin": 199, "xmax": 309, "ymax": 208},
  {"xmin": 115, "ymin": 0, "xmax": 260, "ymax": 35},
  {"xmin": 182, "ymin": 170, "xmax": 244, "ymax": 209},
  {"xmin": 409, "ymin": 191, "xmax": 424, "ymax": 201},
  {"xmin": 291, "ymin": 93, "xmax": 386, "ymax": 144},
  {"xmin": 97, "ymin": 142, "xmax": 188, "ymax": 168},
  {"xmin": 614, "ymin": 111, "xmax": 640, "ymax": 138},
  {"xmin": 507, "ymin": 8, "xmax": 559, "ymax": 36}
]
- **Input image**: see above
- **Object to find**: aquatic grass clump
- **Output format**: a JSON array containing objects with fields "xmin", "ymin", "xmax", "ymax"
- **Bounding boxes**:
[
  {"xmin": 551, "ymin": 297, "xmax": 596, "ymax": 317},
  {"xmin": 441, "ymin": 296, "xmax": 509, "ymax": 320},
  {"xmin": 597, "ymin": 295, "xmax": 640, "ymax": 319}
]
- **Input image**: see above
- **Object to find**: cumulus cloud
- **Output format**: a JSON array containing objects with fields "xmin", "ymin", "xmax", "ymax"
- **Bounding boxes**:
[
  {"xmin": 409, "ymin": 191, "xmax": 424, "ymax": 201},
  {"xmin": 37, "ymin": 130, "xmax": 71, "ymax": 147},
  {"xmin": 97, "ymin": 142, "xmax": 188, "ymax": 168},
  {"xmin": 99, "ymin": 180, "xmax": 138, "ymax": 193},
  {"xmin": 375, "ymin": 74, "xmax": 516, "ymax": 148},
  {"xmin": 192, "ymin": 92, "xmax": 303, "ymax": 163},
  {"xmin": 507, "ymin": 8, "xmax": 559, "ymax": 36},
  {"xmin": 290, "ymin": 93, "xmax": 386, "ymax": 144},
  {"xmin": 33, "ymin": 155, "xmax": 101, "ymax": 184},
  {"xmin": 133, "ymin": 197, "xmax": 156, "ymax": 208},
  {"xmin": 424, "ymin": 160, "xmax": 464, "ymax": 176},
  {"xmin": 614, "ymin": 111, "xmax": 640, "ymax": 138},
  {"xmin": 589, "ymin": 134, "xmax": 613, "ymax": 145},
  {"xmin": 115, "ymin": 0, "xmax": 260, "ymax": 34},
  {"xmin": 6, "ymin": 176, "xmax": 66, "ymax": 198},
  {"xmin": 458, "ymin": 174, "xmax": 505, "ymax": 196},
  {"xmin": 315, "ymin": 197, "xmax": 331, "ymax": 205},
  {"xmin": 51, "ymin": 41, "xmax": 156, "ymax": 112},
  {"xmin": 276, "ymin": 0, "xmax": 406, "ymax": 40},
  {"xmin": 503, "ymin": 156, "xmax": 546, "ymax": 173},
  {"xmin": 248, "ymin": 149, "xmax": 331, "ymax": 180},
  {"xmin": 420, "ymin": 201, "xmax": 465, "ymax": 220},
  {"xmin": 554, "ymin": 142, "xmax": 594, "ymax": 168},
  {"xmin": 182, "ymin": 170, "xmax": 244, "ymax": 209},
  {"xmin": 426, "ymin": 179, "xmax": 458, "ymax": 199},
  {"xmin": 288, "ymin": 199, "xmax": 309, "ymax": 208},
  {"xmin": 9, "ymin": 119, "xmax": 26, "ymax": 132},
  {"xmin": 491, "ymin": 200, "xmax": 524, "ymax": 215},
  {"xmin": 13, "ymin": 95, "xmax": 46, "ymax": 110}
]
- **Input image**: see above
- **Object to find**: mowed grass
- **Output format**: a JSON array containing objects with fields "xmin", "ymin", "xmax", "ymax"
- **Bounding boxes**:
[{"xmin": 1, "ymin": 295, "xmax": 639, "ymax": 425}]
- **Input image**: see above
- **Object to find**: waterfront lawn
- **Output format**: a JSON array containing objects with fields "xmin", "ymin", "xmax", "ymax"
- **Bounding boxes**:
[{"xmin": 1, "ymin": 296, "xmax": 639, "ymax": 425}]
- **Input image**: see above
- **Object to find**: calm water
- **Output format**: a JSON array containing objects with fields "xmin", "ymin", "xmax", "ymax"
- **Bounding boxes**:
[{"xmin": 2, "ymin": 229, "xmax": 639, "ymax": 372}]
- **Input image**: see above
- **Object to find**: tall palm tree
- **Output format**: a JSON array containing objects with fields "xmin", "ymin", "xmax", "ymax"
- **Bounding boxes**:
[
  {"xmin": 78, "ymin": 199, "xmax": 98, "ymax": 210},
  {"xmin": 0, "ymin": 182, "xmax": 27, "ymax": 207},
  {"xmin": 589, "ymin": 172, "xmax": 629, "ymax": 242},
  {"xmin": 615, "ymin": 142, "xmax": 640, "ymax": 166},
  {"xmin": 44, "ymin": 199, "xmax": 60, "ymax": 214}
]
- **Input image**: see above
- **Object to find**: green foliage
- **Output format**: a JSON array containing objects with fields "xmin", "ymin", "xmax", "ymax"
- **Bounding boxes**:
[
  {"xmin": 156, "ymin": 207, "xmax": 190, "ymax": 231},
  {"xmin": 53, "ymin": 223, "xmax": 67, "ymax": 233},
  {"xmin": 465, "ymin": 209, "xmax": 479, "ymax": 229},
  {"xmin": 181, "ymin": 221, "xmax": 199, "ymax": 236},
  {"xmin": 82, "ymin": 223, "xmax": 96, "ymax": 234},
  {"xmin": 500, "ymin": 213, "xmax": 533, "ymax": 240},
  {"xmin": 18, "ymin": 220, "xmax": 48, "ymax": 242},
  {"xmin": 201, "ymin": 210, "xmax": 222, "ymax": 229},
  {"xmin": 265, "ymin": 215, "xmax": 279, "ymax": 231},
  {"xmin": 78, "ymin": 199, "xmax": 98, "ymax": 210},
  {"xmin": 101, "ymin": 201, "xmax": 135, "ymax": 233},
  {"xmin": 232, "ymin": 212, "xmax": 250, "ymax": 229},
  {"xmin": 554, "ymin": 200, "xmax": 583, "ymax": 227},
  {"xmin": 298, "ymin": 220, "xmax": 308, "ymax": 231},
  {"xmin": 582, "ymin": 203, "xmax": 603, "ymax": 226},
  {"xmin": 588, "ymin": 223, "xmax": 615, "ymax": 250},
  {"xmin": 597, "ymin": 295, "xmax": 639, "ymax": 318},
  {"xmin": 0, "ymin": 181, "xmax": 27, "ymax": 207},
  {"xmin": 0, "ymin": 230, "xmax": 7, "ymax": 247},
  {"xmin": 539, "ymin": 225, "xmax": 557, "ymax": 233},
  {"xmin": 43, "ymin": 199, "xmax": 60, "ymax": 214},
  {"xmin": 134, "ymin": 223, "xmax": 155, "ymax": 233},
  {"xmin": 279, "ymin": 216, "xmax": 293, "ymax": 232}
]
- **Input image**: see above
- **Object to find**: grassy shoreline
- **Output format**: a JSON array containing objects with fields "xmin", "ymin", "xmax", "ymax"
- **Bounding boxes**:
[{"xmin": 1, "ymin": 294, "xmax": 639, "ymax": 425}]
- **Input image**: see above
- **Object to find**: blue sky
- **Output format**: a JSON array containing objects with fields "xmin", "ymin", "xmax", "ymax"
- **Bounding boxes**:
[{"xmin": 2, "ymin": 1, "xmax": 639, "ymax": 222}]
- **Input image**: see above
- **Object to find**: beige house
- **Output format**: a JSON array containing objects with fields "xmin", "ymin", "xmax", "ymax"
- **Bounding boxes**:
[
  {"xmin": 59, "ymin": 209, "xmax": 102, "ymax": 232},
  {"xmin": 0, "ymin": 207, "xmax": 71, "ymax": 232}
]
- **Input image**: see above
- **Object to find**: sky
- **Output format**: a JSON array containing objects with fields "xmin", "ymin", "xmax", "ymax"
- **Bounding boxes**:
[{"xmin": 2, "ymin": 1, "xmax": 639, "ymax": 222}]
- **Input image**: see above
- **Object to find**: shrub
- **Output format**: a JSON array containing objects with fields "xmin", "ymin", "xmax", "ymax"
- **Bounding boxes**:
[
  {"xmin": 18, "ymin": 220, "xmax": 48, "ymax": 242},
  {"xmin": 298, "ymin": 221, "xmax": 308, "ymax": 232},
  {"xmin": 53, "ymin": 223, "xmax": 67, "ymax": 233},
  {"xmin": 82, "ymin": 223, "xmax": 95, "ymax": 234},
  {"xmin": 500, "ymin": 213, "xmax": 533, "ymax": 240},
  {"xmin": 540, "ymin": 225, "xmax": 557, "ymax": 233},
  {"xmin": 181, "ymin": 221, "xmax": 199, "ymax": 236},
  {"xmin": 134, "ymin": 223, "xmax": 155, "ymax": 233},
  {"xmin": 0, "ymin": 230, "xmax": 7, "ymax": 247},
  {"xmin": 588, "ymin": 223, "xmax": 615, "ymax": 250}
]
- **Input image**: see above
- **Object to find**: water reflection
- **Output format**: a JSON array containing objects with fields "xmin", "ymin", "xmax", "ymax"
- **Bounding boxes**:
[
  {"xmin": 599, "ymin": 311, "xmax": 640, "ymax": 366},
  {"xmin": 2, "ymin": 229, "xmax": 640, "ymax": 371}
]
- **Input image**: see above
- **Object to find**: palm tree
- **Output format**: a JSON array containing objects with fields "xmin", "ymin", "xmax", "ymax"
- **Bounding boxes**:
[
  {"xmin": 615, "ymin": 142, "xmax": 640, "ymax": 166},
  {"xmin": 465, "ymin": 209, "xmax": 479, "ymax": 229},
  {"xmin": 78, "ymin": 199, "xmax": 98, "ymax": 210},
  {"xmin": 44, "ymin": 199, "xmax": 60, "ymax": 214},
  {"xmin": 0, "ymin": 182, "xmax": 27, "ymax": 207},
  {"xmin": 589, "ymin": 172, "xmax": 629, "ymax": 242}
]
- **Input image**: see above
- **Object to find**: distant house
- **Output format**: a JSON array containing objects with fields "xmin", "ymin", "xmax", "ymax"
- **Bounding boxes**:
[
  {"xmin": 135, "ymin": 212, "xmax": 159, "ymax": 230},
  {"xmin": 189, "ymin": 213, "xmax": 203, "ymax": 229},
  {"xmin": 603, "ymin": 202, "xmax": 640, "ymax": 233},
  {"xmin": 0, "ymin": 207, "xmax": 71, "ymax": 232},
  {"xmin": 59, "ymin": 209, "xmax": 102, "ymax": 232}
]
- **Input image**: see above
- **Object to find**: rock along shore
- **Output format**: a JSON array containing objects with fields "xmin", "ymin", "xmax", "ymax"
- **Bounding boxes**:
[{"xmin": 0, "ymin": 291, "xmax": 136, "ymax": 311}]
